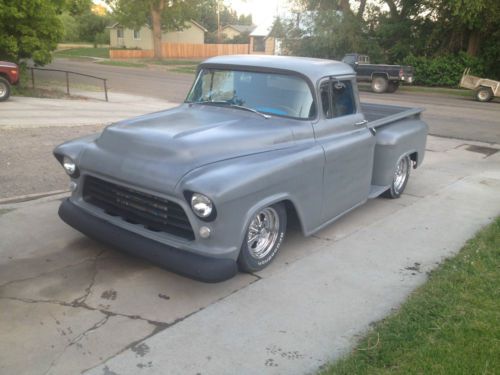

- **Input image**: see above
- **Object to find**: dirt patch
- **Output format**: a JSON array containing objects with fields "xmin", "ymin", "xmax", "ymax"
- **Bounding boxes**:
[{"xmin": 0, "ymin": 125, "xmax": 105, "ymax": 199}]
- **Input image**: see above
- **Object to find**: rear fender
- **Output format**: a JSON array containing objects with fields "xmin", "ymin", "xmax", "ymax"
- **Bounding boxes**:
[{"xmin": 371, "ymin": 119, "xmax": 428, "ymax": 186}]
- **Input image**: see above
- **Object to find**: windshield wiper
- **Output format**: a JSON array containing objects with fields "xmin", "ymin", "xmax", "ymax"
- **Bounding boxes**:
[{"xmin": 192, "ymin": 101, "xmax": 271, "ymax": 119}]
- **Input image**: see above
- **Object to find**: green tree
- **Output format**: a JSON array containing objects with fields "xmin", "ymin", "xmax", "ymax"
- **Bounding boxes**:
[
  {"xmin": 0, "ymin": 0, "xmax": 65, "ymax": 65},
  {"xmin": 195, "ymin": 0, "xmax": 252, "ymax": 43},
  {"xmin": 283, "ymin": 1, "xmax": 380, "ymax": 60},
  {"xmin": 59, "ymin": 12, "xmax": 80, "ymax": 42},
  {"xmin": 0, "ymin": 0, "xmax": 92, "ymax": 65},
  {"xmin": 77, "ymin": 10, "xmax": 111, "ymax": 47},
  {"xmin": 108, "ymin": 0, "xmax": 196, "ymax": 59}
]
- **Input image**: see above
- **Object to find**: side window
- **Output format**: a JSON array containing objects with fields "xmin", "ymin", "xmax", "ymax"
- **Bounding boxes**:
[
  {"xmin": 320, "ymin": 82, "xmax": 331, "ymax": 118},
  {"xmin": 332, "ymin": 80, "xmax": 355, "ymax": 117},
  {"xmin": 320, "ymin": 79, "xmax": 356, "ymax": 119}
]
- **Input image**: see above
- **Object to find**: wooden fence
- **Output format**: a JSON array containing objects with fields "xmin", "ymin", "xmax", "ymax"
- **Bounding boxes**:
[
  {"xmin": 109, "ymin": 49, "xmax": 154, "ymax": 59},
  {"xmin": 110, "ymin": 43, "xmax": 249, "ymax": 59}
]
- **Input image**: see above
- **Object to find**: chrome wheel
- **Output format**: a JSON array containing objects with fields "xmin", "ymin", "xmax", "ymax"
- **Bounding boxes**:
[
  {"xmin": 246, "ymin": 207, "xmax": 280, "ymax": 260},
  {"xmin": 393, "ymin": 156, "xmax": 410, "ymax": 194}
]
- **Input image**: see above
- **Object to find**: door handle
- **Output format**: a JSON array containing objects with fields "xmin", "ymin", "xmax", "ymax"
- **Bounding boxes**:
[{"xmin": 354, "ymin": 120, "xmax": 368, "ymax": 127}]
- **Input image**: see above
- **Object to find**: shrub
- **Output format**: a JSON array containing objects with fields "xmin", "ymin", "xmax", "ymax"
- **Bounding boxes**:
[{"xmin": 402, "ymin": 53, "xmax": 486, "ymax": 87}]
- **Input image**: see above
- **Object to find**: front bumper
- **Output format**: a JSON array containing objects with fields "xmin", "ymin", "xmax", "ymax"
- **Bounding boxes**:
[{"xmin": 59, "ymin": 199, "xmax": 238, "ymax": 282}]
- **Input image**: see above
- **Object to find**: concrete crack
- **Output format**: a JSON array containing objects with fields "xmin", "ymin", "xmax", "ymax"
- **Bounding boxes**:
[
  {"xmin": 0, "ymin": 296, "xmax": 168, "ymax": 328},
  {"xmin": 0, "ymin": 251, "xmax": 105, "ymax": 290},
  {"xmin": 42, "ymin": 315, "xmax": 111, "ymax": 375},
  {"xmin": 81, "ymin": 274, "xmax": 262, "ymax": 373},
  {"xmin": 71, "ymin": 250, "xmax": 106, "ymax": 306}
]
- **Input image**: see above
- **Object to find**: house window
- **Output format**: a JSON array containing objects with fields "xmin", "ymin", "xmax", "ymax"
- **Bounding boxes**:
[
  {"xmin": 133, "ymin": 29, "xmax": 141, "ymax": 40},
  {"xmin": 117, "ymin": 28, "xmax": 124, "ymax": 38}
]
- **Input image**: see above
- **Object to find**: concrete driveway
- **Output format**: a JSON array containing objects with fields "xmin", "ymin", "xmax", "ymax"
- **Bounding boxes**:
[{"xmin": 1, "ymin": 136, "xmax": 499, "ymax": 375}]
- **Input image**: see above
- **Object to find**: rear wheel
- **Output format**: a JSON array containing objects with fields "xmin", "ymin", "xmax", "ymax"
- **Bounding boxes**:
[
  {"xmin": 475, "ymin": 87, "xmax": 493, "ymax": 102},
  {"xmin": 371, "ymin": 76, "xmax": 389, "ymax": 93},
  {"xmin": 238, "ymin": 203, "xmax": 287, "ymax": 273},
  {"xmin": 387, "ymin": 81, "xmax": 400, "ymax": 93},
  {"xmin": 0, "ymin": 77, "xmax": 11, "ymax": 102},
  {"xmin": 383, "ymin": 155, "xmax": 411, "ymax": 199}
]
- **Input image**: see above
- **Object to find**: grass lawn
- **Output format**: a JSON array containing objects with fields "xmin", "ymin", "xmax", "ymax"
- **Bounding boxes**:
[
  {"xmin": 53, "ymin": 47, "xmax": 109, "ymax": 59},
  {"xmin": 148, "ymin": 59, "xmax": 200, "ymax": 66},
  {"xmin": 399, "ymin": 85, "xmax": 472, "ymax": 97},
  {"xmin": 321, "ymin": 217, "xmax": 500, "ymax": 375},
  {"xmin": 96, "ymin": 60, "xmax": 147, "ymax": 68},
  {"xmin": 170, "ymin": 65, "xmax": 197, "ymax": 74},
  {"xmin": 358, "ymin": 83, "xmax": 472, "ymax": 98}
]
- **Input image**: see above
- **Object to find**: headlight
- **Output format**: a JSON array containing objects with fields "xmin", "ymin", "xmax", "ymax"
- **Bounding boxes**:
[
  {"xmin": 63, "ymin": 156, "xmax": 77, "ymax": 176},
  {"xmin": 190, "ymin": 193, "xmax": 213, "ymax": 218}
]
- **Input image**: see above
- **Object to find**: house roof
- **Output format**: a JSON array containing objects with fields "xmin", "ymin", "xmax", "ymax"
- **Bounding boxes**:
[
  {"xmin": 189, "ymin": 20, "xmax": 208, "ymax": 33},
  {"xmin": 222, "ymin": 25, "xmax": 256, "ymax": 34},
  {"xmin": 107, "ymin": 20, "xmax": 207, "ymax": 32},
  {"xmin": 249, "ymin": 24, "xmax": 271, "ymax": 37}
]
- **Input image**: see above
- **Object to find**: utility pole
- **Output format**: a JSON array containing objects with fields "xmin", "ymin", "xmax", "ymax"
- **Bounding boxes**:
[{"xmin": 217, "ymin": 0, "xmax": 221, "ymax": 43}]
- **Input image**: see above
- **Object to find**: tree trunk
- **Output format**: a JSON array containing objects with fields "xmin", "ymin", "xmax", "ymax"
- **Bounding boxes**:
[
  {"xmin": 339, "ymin": 0, "xmax": 352, "ymax": 14},
  {"xmin": 357, "ymin": 0, "xmax": 367, "ymax": 18},
  {"xmin": 467, "ymin": 30, "xmax": 480, "ymax": 57},
  {"xmin": 150, "ymin": 0, "xmax": 165, "ymax": 60}
]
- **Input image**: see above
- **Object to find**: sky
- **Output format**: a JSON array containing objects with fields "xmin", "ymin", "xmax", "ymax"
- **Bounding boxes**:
[{"xmin": 227, "ymin": 0, "xmax": 290, "ymax": 29}]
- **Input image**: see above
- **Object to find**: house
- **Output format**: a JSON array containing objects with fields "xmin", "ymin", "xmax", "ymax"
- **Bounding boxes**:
[
  {"xmin": 108, "ymin": 20, "xmax": 207, "ymax": 49},
  {"xmin": 221, "ymin": 25, "xmax": 256, "ymax": 40},
  {"xmin": 249, "ymin": 25, "xmax": 281, "ymax": 55}
]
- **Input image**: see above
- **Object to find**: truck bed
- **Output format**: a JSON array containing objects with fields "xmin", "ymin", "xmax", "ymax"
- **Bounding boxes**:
[{"xmin": 361, "ymin": 103, "xmax": 423, "ymax": 128}]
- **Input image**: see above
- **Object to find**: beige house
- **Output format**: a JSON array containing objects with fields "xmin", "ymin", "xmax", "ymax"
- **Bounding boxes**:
[
  {"xmin": 108, "ymin": 20, "xmax": 207, "ymax": 49},
  {"xmin": 249, "ymin": 25, "xmax": 281, "ymax": 55},
  {"xmin": 221, "ymin": 25, "xmax": 256, "ymax": 40}
]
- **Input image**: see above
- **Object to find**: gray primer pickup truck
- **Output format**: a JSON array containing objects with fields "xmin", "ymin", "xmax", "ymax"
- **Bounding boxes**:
[{"xmin": 54, "ymin": 56, "xmax": 427, "ymax": 282}]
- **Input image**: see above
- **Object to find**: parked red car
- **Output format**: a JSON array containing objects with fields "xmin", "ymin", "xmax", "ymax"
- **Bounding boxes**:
[{"xmin": 0, "ymin": 61, "xmax": 20, "ymax": 101}]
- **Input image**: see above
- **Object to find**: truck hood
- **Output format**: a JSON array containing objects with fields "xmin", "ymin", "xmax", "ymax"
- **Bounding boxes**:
[{"xmin": 79, "ymin": 104, "xmax": 296, "ymax": 193}]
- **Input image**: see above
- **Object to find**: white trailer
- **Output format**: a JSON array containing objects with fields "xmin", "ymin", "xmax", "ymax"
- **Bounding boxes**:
[{"xmin": 460, "ymin": 68, "xmax": 499, "ymax": 102}]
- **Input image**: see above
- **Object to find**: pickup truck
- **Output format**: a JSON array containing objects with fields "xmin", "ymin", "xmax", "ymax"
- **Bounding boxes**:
[
  {"xmin": 0, "ymin": 61, "xmax": 20, "ymax": 101},
  {"xmin": 342, "ymin": 53, "xmax": 414, "ymax": 94},
  {"xmin": 54, "ymin": 55, "xmax": 427, "ymax": 282}
]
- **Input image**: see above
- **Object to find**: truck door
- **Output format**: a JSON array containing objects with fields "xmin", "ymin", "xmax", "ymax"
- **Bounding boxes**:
[{"xmin": 313, "ymin": 77, "xmax": 376, "ymax": 222}]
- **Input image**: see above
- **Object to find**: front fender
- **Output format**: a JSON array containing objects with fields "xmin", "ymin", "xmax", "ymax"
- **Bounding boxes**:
[
  {"xmin": 53, "ymin": 133, "xmax": 99, "ymax": 164},
  {"xmin": 177, "ymin": 144, "xmax": 325, "ymax": 248}
]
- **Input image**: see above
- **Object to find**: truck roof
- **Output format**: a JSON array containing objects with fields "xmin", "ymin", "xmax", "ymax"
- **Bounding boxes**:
[{"xmin": 200, "ymin": 55, "xmax": 355, "ymax": 83}]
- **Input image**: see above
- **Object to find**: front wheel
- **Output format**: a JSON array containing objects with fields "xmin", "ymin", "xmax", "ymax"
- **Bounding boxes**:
[
  {"xmin": 238, "ymin": 203, "xmax": 287, "ymax": 273},
  {"xmin": 383, "ymin": 155, "xmax": 411, "ymax": 199},
  {"xmin": 0, "ymin": 77, "xmax": 11, "ymax": 102}
]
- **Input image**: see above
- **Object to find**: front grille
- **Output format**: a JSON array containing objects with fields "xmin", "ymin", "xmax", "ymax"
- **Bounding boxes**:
[{"xmin": 83, "ymin": 176, "xmax": 194, "ymax": 240}]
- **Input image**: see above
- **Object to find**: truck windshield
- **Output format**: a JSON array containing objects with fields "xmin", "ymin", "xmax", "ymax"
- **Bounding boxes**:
[{"xmin": 186, "ymin": 69, "xmax": 315, "ymax": 120}]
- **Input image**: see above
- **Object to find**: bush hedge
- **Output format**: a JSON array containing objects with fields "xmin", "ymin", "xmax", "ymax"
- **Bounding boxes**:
[{"xmin": 402, "ymin": 53, "xmax": 486, "ymax": 87}]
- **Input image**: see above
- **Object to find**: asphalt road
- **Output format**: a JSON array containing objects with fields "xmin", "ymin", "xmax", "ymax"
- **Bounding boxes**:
[
  {"xmin": 45, "ymin": 59, "xmax": 194, "ymax": 103},
  {"xmin": 46, "ymin": 58, "xmax": 500, "ymax": 144}
]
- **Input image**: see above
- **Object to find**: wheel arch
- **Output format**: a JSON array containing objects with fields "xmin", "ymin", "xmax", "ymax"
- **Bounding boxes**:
[
  {"xmin": 239, "ymin": 194, "xmax": 308, "ymax": 250},
  {"xmin": 371, "ymin": 72, "xmax": 389, "ymax": 80},
  {"xmin": 409, "ymin": 151, "xmax": 419, "ymax": 168}
]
